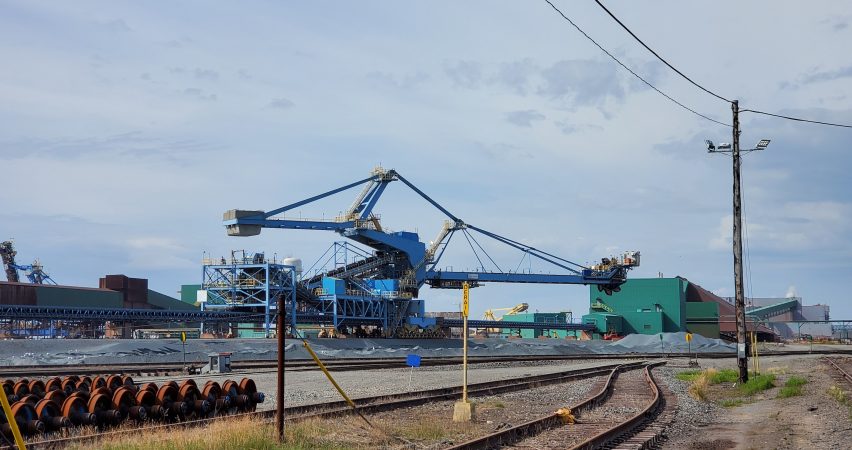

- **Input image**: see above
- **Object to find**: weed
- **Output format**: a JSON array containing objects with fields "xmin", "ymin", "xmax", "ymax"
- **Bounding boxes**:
[
  {"xmin": 766, "ymin": 366, "xmax": 788, "ymax": 375},
  {"xmin": 784, "ymin": 376, "xmax": 807, "ymax": 388},
  {"xmin": 675, "ymin": 370, "xmax": 701, "ymax": 382},
  {"xmin": 777, "ymin": 386, "xmax": 801, "ymax": 398},
  {"xmin": 828, "ymin": 385, "xmax": 848, "ymax": 404},
  {"xmin": 394, "ymin": 421, "xmax": 449, "ymax": 441},
  {"xmin": 719, "ymin": 398, "xmax": 745, "ymax": 407},
  {"xmin": 481, "ymin": 400, "xmax": 505, "ymax": 409},
  {"xmin": 688, "ymin": 373, "xmax": 708, "ymax": 400},
  {"xmin": 739, "ymin": 373, "xmax": 776, "ymax": 395},
  {"xmin": 709, "ymin": 369, "xmax": 739, "ymax": 384},
  {"xmin": 67, "ymin": 416, "xmax": 371, "ymax": 450}
]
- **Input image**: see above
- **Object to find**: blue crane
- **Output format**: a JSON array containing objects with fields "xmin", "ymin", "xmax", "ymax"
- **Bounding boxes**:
[{"xmin": 223, "ymin": 167, "xmax": 639, "ymax": 336}]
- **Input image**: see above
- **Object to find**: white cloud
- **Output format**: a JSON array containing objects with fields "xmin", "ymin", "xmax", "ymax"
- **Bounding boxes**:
[
  {"xmin": 124, "ymin": 237, "xmax": 196, "ymax": 270},
  {"xmin": 1, "ymin": 1, "xmax": 851, "ymax": 318}
]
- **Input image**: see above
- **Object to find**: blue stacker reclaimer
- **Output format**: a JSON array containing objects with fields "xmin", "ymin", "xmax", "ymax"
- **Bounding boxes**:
[{"xmin": 223, "ymin": 167, "xmax": 639, "ymax": 337}]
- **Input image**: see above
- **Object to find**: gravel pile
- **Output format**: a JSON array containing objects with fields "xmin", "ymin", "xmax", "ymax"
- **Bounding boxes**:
[{"xmin": 0, "ymin": 333, "xmax": 735, "ymax": 366}]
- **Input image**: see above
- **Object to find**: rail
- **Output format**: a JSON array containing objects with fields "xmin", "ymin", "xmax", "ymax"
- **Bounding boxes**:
[
  {"xmin": 17, "ymin": 362, "xmax": 636, "ymax": 449},
  {"xmin": 5, "ymin": 350, "xmax": 852, "ymax": 378},
  {"xmin": 823, "ymin": 357, "xmax": 852, "ymax": 385},
  {"xmin": 446, "ymin": 361, "xmax": 665, "ymax": 450},
  {"xmin": 569, "ymin": 363, "xmax": 664, "ymax": 449}
]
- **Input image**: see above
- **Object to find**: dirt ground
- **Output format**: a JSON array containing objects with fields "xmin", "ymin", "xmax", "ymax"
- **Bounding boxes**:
[{"xmin": 663, "ymin": 355, "xmax": 852, "ymax": 450}]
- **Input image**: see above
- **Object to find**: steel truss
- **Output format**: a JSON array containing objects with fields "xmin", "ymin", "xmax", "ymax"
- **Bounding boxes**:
[
  {"xmin": 201, "ymin": 256, "xmax": 296, "ymax": 337},
  {"xmin": 0, "ymin": 304, "xmax": 255, "ymax": 322}
]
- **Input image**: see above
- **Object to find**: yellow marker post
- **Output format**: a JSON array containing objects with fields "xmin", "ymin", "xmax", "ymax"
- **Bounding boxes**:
[
  {"xmin": 462, "ymin": 282, "xmax": 469, "ymax": 402},
  {"xmin": 0, "ymin": 383, "xmax": 26, "ymax": 450},
  {"xmin": 750, "ymin": 332, "xmax": 760, "ymax": 375},
  {"xmin": 685, "ymin": 332, "xmax": 692, "ymax": 356},
  {"xmin": 180, "ymin": 331, "xmax": 187, "ymax": 368},
  {"xmin": 453, "ymin": 282, "xmax": 475, "ymax": 422}
]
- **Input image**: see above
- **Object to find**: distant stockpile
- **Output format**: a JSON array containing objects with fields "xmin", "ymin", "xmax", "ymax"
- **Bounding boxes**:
[{"xmin": 0, "ymin": 334, "xmax": 734, "ymax": 366}]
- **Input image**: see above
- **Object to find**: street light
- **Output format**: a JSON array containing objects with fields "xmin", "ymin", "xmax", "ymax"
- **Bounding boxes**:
[{"xmin": 707, "ymin": 139, "xmax": 770, "ymax": 154}]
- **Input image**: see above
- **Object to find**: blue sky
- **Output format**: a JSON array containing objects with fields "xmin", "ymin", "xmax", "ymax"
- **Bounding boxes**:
[{"xmin": 1, "ymin": 1, "xmax": 851, "ymax": 319}]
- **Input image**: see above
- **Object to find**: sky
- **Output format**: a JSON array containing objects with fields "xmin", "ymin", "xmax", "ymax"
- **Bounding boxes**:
[{"xmin": 1, "ymin": 1, "xmax": 851, "ymax": 319}]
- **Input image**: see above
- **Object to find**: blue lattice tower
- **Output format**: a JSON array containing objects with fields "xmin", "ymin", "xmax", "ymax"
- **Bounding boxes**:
[{"xmin": 201, "ymin": 252, "xmax": 296, "ymax": 337}]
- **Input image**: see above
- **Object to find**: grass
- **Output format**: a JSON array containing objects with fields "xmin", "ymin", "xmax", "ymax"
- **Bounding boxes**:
[
  {"xmin": 777, "ymin": 386, "xmax": 802, "ymax": 398},
  {"xmin": 675, "ymin": 370, "xmax": 702, "ymax": 382},
  {"xmin": 777, "ymin": 376, "xmax": 807, "ymax": 398},
  {"xmin": 828, "ymin": 385, "xmax": 848, "ymax": 404},
  {"xmin": 392, "ymin": 421, "xmax": 449, "ymax": 441},
  {"xmin": 738, "ymin": 373, "xmax": 776, "ymax": 395},
  {"xmin": 719, "ymin": 398, "xmax": 745, "ymax": 407},
  {"xmin": 784, "ymin": 376, "xmax": 807, "ymax": 387},
  {"xmin": 67, "ymin": 416, "xmax": 377, "ymax": 450},
  {"xmin": 480, "ymin": 400, "xmax": 505, "ymax": 409},
  {"xmin": 684, "ymin": 368, "xmax": 777, "ymax": 401},
  {"xmin": 687, "ymin": 372, "xmax": 709, "ymax": 400},
  {"xmin": 684, "ymin": 368, "xmax": 737, "ymax": 401},
  {"xmin": 827, "ymin": 385, "xmax": 852, "ymax": 420},
  {"xmin": 766, "ymin": 366, "xmax": 789, "ymax": 375},
  {"xmin": 709, "ymin": 369, "xmax": 739, "ymax": 384}
]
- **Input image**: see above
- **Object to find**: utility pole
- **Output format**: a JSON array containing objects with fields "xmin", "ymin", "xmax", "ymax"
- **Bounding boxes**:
[
  {"xmin": 731, "ymin": 100, "xmax": 749, "ymax": 383},
  {"xmin": 276, "ymin": 297, "xmax": 285, "ymax": 442},
  {"xmin": 706, "ymin": 103, "xmax": 771, "ymax": 384}
]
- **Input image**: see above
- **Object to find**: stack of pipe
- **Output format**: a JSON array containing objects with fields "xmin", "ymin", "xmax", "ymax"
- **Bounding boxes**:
[{"xmin": 0, "ymin": 375, "xmax": 264, "ymax": 439}]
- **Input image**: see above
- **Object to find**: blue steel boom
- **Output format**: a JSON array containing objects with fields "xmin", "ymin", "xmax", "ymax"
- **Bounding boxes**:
[{"xmin": 223, "ymin": 167, "xmax": 639, "ymax": 336}]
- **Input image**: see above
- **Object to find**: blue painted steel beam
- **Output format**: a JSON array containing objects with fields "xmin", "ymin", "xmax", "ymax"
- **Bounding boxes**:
[
  {"xmin": 263, "ymin": 175, "xmax": 377, "ymax": 218},
  {"xmin": 443, "ymin": 318, "xmax": 595, "ymax": 331},
  {"xmin": 359, "ymin": 181, "xmax": 389, "ymax": 219},
  {"xmin": 225, "ymin": 218, "xmax": 355, "ymax": 231},
  {"xmin": 426, "ymin": 270, "xmax": 617, "ymax": 285},
  {"xmin": 465, "ymin": 224, "xmax": 584, "ymax": 274},
  {"xmin": 394, "ymin": 172, "xmax": 460, "ymax": 222}
]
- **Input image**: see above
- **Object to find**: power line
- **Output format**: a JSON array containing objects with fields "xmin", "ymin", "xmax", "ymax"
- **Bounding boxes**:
[
  {"xmin": 592, "ymin": 0, "xmax": 852, "ymax": 129},
  {"xmin": 542, "ymin": 0, "xmax": 730, "ymax": 127},
  {"xmin": 741, "ymin": 109, "xmax": 852, "ymax": 128},
  {"xmin": 593, "ymin": 0, "xmax": 732, "ymax": 103}
]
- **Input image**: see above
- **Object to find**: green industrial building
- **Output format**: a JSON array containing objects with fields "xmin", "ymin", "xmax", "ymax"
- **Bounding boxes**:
[
  {"xmin": 498, "ymin": 312, "xmax": 579, "ymax": 339},
  {"xmin": 582, "ymin": 277, "xmax": 721, "ymax": 339}
]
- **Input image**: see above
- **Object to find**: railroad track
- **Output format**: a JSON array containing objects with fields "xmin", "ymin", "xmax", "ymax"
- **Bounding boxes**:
[
  {"xmin": 446, "ymin": 362, "xmax": 671, "ymax": 450},
  {"xmin": 5, "ymin": 349, "xmax": 850, "ymax": 378},
  {"xmin": 16, "ymin": 361, "xmax": 643, "ymax": 449},
  {"xmin": 823, "ymin": 356, "xmax": 852, "ymax": 388}
]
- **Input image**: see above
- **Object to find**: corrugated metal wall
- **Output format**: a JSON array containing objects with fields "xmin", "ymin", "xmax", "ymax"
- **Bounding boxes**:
[
  {"xmin": 587, "ymin": 278, "xmax": 687, "ymax": 333},
  {"xmin": 0, "ymin": 282, "xmax": 37, "ymax": 305}
]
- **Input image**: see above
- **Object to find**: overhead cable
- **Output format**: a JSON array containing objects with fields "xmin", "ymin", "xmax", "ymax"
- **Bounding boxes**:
[
  {"xmin": 543, "ymin": 0, "xmax": 731, "ymax": 127},
  {"xmin": 593, "ymin": 0, "xmax": 732, "ymax": 103},
  {"xmin": 592, "ymin": 0, "xmax": 852, "ymax": 129},
  {"xmin": 740, "ymin": 109, "xmax": 852, "ymax": 128}
]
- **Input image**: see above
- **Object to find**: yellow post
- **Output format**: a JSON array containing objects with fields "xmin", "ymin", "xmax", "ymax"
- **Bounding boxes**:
[
  {"xmin": 756, "ymin": 336, "xmax": 760, "ymax": 374},
  {"xmin": 462, "ymin": 282, "xmax": 468, "ymax": 403},
  {"xmin": 0, "ymin": 383, "xmax": 27, "ymax": 450},
  {"xmin": 453, "ymin": 282, "xmax": 474, "ymax": 422},
  {"xmin": 751, "ymin": 332, "xmax": 760, "ymax": 375}
]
